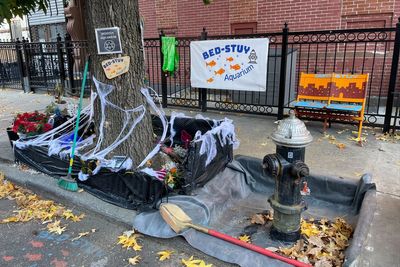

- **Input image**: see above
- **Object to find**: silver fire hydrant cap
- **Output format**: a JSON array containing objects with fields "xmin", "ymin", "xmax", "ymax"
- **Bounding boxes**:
[{"xmin": 271, "ymin": 111, "xmax": 313, "ymax": 148}]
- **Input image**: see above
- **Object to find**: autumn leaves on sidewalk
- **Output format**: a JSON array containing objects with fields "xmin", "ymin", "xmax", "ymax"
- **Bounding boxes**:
[{"xmin": 0, "ymin": 172, "xmax": 214, "ymax": 266}]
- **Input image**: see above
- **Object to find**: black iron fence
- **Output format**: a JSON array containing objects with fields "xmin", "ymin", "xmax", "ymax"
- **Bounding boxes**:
[
  {"xmin": 1, "ymin": 23, "xmax": 400, "ymax": 131},
  {"xmin": 0, "ymin": 34, "xmax": 89, "ymax": 95}
]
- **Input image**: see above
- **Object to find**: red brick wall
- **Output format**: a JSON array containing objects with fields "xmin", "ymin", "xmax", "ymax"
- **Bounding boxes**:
[
  {"xmin": 257, "ymin": 0, "xmax": 342, "ymax": 32},
  {"xmin": 139, "ymin": 0, "xmax": 400, "ymax": 38}
]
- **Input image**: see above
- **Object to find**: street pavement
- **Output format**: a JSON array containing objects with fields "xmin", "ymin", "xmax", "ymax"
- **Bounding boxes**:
[
  {"xmin": 0, "ymin": 190, "xmax": 230, "ymax": 267},
  {"xmin": 0, "ymin": 88, "xmax": 400, "ymax": 267}
]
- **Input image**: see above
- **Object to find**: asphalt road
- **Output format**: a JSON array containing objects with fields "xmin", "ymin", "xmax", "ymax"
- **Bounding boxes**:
[{"xmin": 0, "ymin": 190, "xmax": 234, "ymax": 267}]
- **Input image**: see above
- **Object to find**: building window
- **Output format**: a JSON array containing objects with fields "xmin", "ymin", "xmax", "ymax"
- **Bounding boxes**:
[
  {"xmin": 231, "ymin": 22, "xmax": 257, "ymax": 35},
  {"xmin": 50, "ymin": 24, "xmax": 66, "ymax": 41}
]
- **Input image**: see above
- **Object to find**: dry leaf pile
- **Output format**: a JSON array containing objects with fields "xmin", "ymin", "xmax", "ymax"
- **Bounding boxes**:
[
  {"xmin": 0, "ymin": 172, "xmax": 84, "ymax": 227},
  {"xmin": 247, "ymin": 211, "xmax": 353, "ymax": 266},
  {"xmin": 278, "ymin": 218, "xmax": 353, "ymax": 266},
  {"xmin": 375, "ymin": 133, "xmax": 400, "ymax": 143}
]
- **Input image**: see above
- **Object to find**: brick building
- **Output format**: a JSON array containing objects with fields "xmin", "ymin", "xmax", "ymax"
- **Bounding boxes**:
[{"xmin": 139, "ymin": 0, "xmax": 400, "ymax": 38}]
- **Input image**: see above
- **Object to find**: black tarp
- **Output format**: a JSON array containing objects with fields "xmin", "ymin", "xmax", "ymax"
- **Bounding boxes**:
[{"xmin": 13, "ymin": 115, "xmax": 234, "ymax": 210}]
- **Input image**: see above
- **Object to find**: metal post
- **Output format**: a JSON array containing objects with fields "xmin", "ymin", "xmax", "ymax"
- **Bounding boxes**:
[
  {"xmin": 277, "ymin": 23, "xmax": 289, "ymax": 120},
  {"xmin": 159, "ymin": 30, "xmax": 168, "ymax": 108},
  {"xmin": 56, "ymin": 34, "xmax": 66, "ymax": 91},
  {"xmin": 21, "ymin": 38, "xmax": 32, "ymax": 92},
  {"xmin": 15, "ymin": 39, "xmax": 25, "ymax": 90},
  {"xmin": 200, "ymin": 28, "xmax": 208, "ymax": 112},
  {"xmin": 383, "ymin": 18, "xmax": 400, "ymax": 132},
  {"xmin": 65, "ymin": 33, "xmax": 75, "ymax": 94}
]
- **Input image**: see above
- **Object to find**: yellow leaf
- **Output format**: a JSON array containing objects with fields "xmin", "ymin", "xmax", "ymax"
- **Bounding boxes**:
[
  {"xmin": 71, "ymin": 213, "xmax": 85, "ymax": 222},
  {"xmin": 117, "ymin": 232, "xmax": 142, "ymax": 251},
  {"xmin": 47, "ymin": 220, "xmax": 66, "ymax": 235},
  {"xmin": 62, "ymin": 210, "xmax": 75, "ymax": 220},
  {"xmin": 238, "ymin": 234, "xmax": 251, "ymax": 243},
  {"xmin": 182, "ymin": 256, "xmax": 212, "ymax": 267},
  {"xmin": 1, "ymin": 216, "xmax": 19, "ymax": 223},
  {"xmin": 128, "ymin": 255, "xmax": 141, "ymax": 265},
  {"xmin": 157, "ymin": 250, "xmax": 174, "ymax": 261}
]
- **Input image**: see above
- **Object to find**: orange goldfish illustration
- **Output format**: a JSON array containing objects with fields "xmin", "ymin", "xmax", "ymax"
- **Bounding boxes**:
[
  {"xmin": 207, "ymin": 77, "xmax": 214, "ymax": 83},
  {"xmin": 206, "ymin": 60, "xmax": 217, "ymax": 67},
  {"xmin": 214, "ymin": 68, "xmax": 225, "ymax": 75},
  {"xmin": 226, "ymin": 57, "xmax": 234, "ymax": 62},
  {"xmin": 230, "ymin": 64, "xmax": 241, "ymax": 71}
]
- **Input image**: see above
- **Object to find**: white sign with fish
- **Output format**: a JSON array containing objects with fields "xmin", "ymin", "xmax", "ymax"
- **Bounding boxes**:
[{"xmin": 190, "ymin": 38, "xmax": 268, "ymax": 91}]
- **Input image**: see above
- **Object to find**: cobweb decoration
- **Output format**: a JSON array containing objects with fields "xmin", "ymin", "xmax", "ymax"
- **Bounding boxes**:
[{"xmin": 14, "ymin": 76, "xmax": 238, "ymax": 180}]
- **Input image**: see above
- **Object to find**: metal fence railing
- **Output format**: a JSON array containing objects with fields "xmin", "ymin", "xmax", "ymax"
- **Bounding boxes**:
[{"xmin": 1, "ymin": 22, "xmax": 400, "ymax": 131}]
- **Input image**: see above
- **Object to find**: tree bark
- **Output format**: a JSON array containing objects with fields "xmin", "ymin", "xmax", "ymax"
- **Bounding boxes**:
[{"xmin": 84, "ymin": 0, "xmax": 154, "ymax": 166}]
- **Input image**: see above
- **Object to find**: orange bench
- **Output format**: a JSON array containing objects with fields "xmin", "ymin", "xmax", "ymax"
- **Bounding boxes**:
[{"xmin": 294, "ymin": 73, "xmax": 369, "ymax": 141}]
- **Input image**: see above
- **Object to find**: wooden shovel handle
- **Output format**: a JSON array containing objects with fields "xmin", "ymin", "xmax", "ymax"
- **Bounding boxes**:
[{"xmin": 208, "ymin": 229, "xmax": 312, "ymax": 267}]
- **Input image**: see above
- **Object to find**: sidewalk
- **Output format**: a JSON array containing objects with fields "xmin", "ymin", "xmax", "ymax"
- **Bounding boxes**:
[{"xmin": 0, "ymin": 88, "xmax": 399, "ymax": 266}]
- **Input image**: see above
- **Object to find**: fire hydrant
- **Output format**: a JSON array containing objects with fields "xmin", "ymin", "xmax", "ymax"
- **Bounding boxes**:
[{"xmin": 263, "ymin": 111, "xmax": 313, "ymax": 242}]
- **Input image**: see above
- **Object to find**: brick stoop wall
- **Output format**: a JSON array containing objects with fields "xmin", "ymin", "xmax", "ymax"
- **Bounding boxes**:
[{"xmin": 139, "ymin": 0, "xmax": 400, "ymax": 38}]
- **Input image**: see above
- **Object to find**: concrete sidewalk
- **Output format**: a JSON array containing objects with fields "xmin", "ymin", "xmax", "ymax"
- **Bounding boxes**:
[{"xmin": 0, "ymin": 88, "xmax": 399, "ymax": 266}]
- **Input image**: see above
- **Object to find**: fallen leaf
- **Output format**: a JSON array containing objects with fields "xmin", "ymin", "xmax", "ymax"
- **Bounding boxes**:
[
  {"xmin": 70, "ymin": 213, "xmax": 85, "ymax": 222},
  {"xmin": 181, "ymin": 256, "xmax": 212, "ymax": 267},
  {"xmin": 238, "ymin": 234, "xmax": 251, "ymax": 243},
  {"xmin": 47, "ymin": 220, "xmax": 66, "ymax": 235},
  {"xmin": 250, "ymin": 213, "xmax": 272, "ymax": 225},
  {"xmin": 157, "ymin": 250, "xmax": 174, "ymax": 261},
  {"xmin": 117, "ymin": 232, "xmax": 142, "ymax": 251},
  {"xmin": 71, "ymin": 231, "xmax": 90, "ymax": 241},
  {"xmin": 336, "ymin": 143, "xmax": 346, "ymax": 150},
  {"xmin": 128, "ymin": 255, "xmax": 141, "ymax": 265}
]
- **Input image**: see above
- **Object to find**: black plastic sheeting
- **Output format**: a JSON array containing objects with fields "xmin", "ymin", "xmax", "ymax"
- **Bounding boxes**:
[
  {"xmin": 13, "ymin": 116, "xmax": 233, "ymax": 210},
  {"xmin": 133, "ymin": 155, "xmax": 377, "ymax": 267}
]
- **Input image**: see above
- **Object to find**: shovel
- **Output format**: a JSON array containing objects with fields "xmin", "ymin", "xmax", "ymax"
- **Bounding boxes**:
[{"xmin": 159, "ymin": 203, "xmax": 311, "ymax": 267}]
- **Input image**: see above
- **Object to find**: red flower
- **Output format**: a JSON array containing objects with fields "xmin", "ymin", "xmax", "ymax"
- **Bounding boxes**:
[
  {"xmin": 12, "ymin": 111, "xmax": 50, "ymax": 136},
  {"xmin": 43, "ymin": 123, "xmax": 52, "ymax": 132}
]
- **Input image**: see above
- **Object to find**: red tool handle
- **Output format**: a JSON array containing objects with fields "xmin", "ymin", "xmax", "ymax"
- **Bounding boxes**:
[{"xmin": 208, "ymin": 229, "xmax": 312, "ymax": 267}]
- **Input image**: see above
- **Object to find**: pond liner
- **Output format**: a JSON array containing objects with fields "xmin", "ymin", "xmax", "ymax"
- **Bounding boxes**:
[
  {"xmin": 13, "ymin": 115, "xmax": 234, "ymax": 210},
  {"xmin": 133, "ymin": 155, "xmax": 377, "ymax": 267}
]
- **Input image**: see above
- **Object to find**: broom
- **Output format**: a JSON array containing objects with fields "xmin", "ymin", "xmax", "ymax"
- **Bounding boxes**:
[
  {"xmin": 160, "ymin": 203, "xmax": 311, "ymax": 267},
  {"xmin": 58, "ymin": 58, "xmax": 90, "ymax": 191}
]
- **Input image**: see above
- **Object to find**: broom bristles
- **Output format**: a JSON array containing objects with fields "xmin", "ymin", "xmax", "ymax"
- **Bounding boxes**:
[{"xmin": 58, "ymin": 174, "xmax": 78, "ymax": 192}]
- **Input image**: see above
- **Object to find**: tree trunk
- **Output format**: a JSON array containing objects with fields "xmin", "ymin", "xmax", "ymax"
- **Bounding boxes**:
[{"xmin": 84, "ymin": 0, "xmax": 154, "ymax": 166}]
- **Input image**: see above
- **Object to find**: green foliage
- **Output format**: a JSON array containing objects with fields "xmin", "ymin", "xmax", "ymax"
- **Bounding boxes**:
[{"xmin": 0, "ymin": 0, "xmax": 49, "ymax": 21}]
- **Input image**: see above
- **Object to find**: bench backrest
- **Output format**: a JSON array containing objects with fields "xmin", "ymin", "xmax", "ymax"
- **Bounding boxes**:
[
  {"xmin": 330, "ymin": 73, "xmax": 369, "ymax": 103},
  {"xmin": 297, "ymin": 73, "xmax": 331, "ymax": 101}
]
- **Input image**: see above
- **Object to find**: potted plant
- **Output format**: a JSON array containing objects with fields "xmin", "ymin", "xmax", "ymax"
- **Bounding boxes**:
[{"xmin": 11, "ymin": 111, "xmax": 53, "ymax": 139}]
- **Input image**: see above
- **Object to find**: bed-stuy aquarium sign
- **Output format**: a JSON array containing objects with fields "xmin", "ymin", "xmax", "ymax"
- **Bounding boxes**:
[{"xmin": 190, "ymin": 38, "xmax": 269, "ymax": 91}]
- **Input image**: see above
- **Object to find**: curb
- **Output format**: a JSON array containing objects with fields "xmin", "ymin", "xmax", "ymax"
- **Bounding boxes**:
[{"xmin": 0, "ymin": 160, "xmax": 135, "ymax": 228}]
